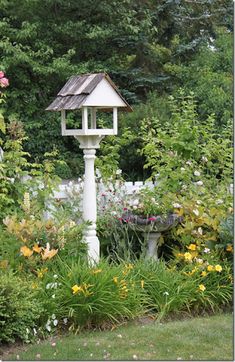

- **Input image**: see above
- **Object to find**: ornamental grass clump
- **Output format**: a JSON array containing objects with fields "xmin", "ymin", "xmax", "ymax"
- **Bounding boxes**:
[
  {"xmin": 40, "ymin": 258, "xmax": 147, "ymax": 331},
  {"xmin": 134, "ymin": 259, "xmax": 198, "ymax": 320}
]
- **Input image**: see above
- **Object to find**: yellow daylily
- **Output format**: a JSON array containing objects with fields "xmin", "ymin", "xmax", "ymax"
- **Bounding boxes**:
[
  {"xmin": 184, "ymin": 252, "xmax": 193, "ymax": 261},
  {"xmin": 91, "ymin": 268, "xmax": 102, "ymax": 274},
  {"xmin": 36, "ymin": 267, "xmax": 48, "ymax": 278},
  {"xmin": 215, "ymin": 265, "xmax": 222, "ymax": 272},
  {"xmin": 199, "ymin": 284, "xmax": 206, "ymax": 292},
  {"xmin": 72, "ymin": 284, "xmax": 83, "ymax": 294},
  {"xmin": 207, "ymin": 265, "xmax": 214, "ymax": 272},
  {"xmin": 187, "ymin": 244, "xmax": 197, "ymax": 251},
  {"xmin": 226, "ymin": 244, "xmax": 233, "ymax": 252}
]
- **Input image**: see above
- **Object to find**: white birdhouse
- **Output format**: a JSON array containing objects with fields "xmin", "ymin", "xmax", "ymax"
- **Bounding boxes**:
[
  {"xmin": 46, "ymin": 73, "xmax": 132, "ymax": 137},
  {"xmin": 46, "ymin": 73, "xmax": 132, "ymax": 263}
]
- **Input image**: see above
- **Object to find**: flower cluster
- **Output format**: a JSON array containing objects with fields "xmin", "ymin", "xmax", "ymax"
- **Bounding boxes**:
[
  {"xmin": 71, "ymin": 283, "xmax": 93, "ymax": 297},
  {"xmin": 0, "ymin": 71, "xmax": 9, "ymax": 88}
]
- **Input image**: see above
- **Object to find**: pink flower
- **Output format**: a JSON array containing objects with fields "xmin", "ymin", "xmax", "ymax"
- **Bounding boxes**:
[
  {"xmin": 0, "ymin": 77, "xmax": 9, "ymax": 88},
  {"xmin": 148, "ymin": 217, "xmax": 157, "ymax": 221},
  {"xmin": 0, "ymin": 71, "xmax": 5, "ymax": 78},
  {"xmin": 123, "ymin": 207, "xmax": 128, "ymax": 211}
]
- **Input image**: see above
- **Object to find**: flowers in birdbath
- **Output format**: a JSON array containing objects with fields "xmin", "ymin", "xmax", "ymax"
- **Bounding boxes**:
[{"xmin": 121, "ymin": 187, "xmax": 183, "ymax": 232}]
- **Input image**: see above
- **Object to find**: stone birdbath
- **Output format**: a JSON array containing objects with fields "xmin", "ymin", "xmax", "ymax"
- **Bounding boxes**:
[{"xmin": 122, "ymin": 212, "xmax": 182, "ymax": 261}]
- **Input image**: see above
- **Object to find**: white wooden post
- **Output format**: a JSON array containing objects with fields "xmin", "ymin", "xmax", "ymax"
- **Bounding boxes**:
[
  {"xmin": 83, "ymin": 148, "xmax": 99, "ymax": 262},
  {"xmin": 113, "ymin": 107, "xmax": 118, "ymax": 135},
  {"xmin": 61, "ymin": 110, "xmax": 66, "ymax": 135},
  {"xmin": 82, "ymin": 107, "xmax": 88, "ymax": 134},
  {"xmin": 91, "ymin": 108, "xmax": 97, "ymax": 129}
]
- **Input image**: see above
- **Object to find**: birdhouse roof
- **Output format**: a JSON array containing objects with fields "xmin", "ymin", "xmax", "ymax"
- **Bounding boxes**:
[{"xmin": 46, "ymin": 73, "xmax": 132, "ymax": 112}]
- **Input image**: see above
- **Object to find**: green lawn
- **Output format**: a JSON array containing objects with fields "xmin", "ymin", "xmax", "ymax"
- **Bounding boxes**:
[{"xmin": 2, "ymin": 313, "xmax": 234, "ymax": 361}]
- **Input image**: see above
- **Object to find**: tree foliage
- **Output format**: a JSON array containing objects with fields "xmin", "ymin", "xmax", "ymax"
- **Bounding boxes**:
[{"xmin": 0, "ymin": 0, "xmax": 232, "ymax": 177}]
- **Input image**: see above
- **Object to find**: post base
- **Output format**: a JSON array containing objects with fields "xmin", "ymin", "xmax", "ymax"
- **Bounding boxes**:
[{"xmin": 84, "ymin": 235, "xmax": 100, "ymax": 264}]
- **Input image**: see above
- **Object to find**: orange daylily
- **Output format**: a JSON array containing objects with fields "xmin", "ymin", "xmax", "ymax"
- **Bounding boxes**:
[
  {"xmin": 33, "ymin": 244, "xmax": 42, "ymax": 253},
  {"xmin": 41, "ymin": 243, "xmax": 58, "ymax": 260},
  {"xmin": 20, "ymin": 245, "xmax": 33, "ymax": 258}
]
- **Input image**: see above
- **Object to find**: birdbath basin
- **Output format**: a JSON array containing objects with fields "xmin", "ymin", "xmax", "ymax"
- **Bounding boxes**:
[{"xmin": 121, "ymin": 212, "xmax": 182, "ymax": 260}]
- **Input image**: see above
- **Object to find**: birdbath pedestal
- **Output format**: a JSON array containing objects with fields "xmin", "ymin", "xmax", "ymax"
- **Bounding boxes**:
[
  {"xmin": 122, "ymin": 213, "xmax": 182, "ymax": 261},
  {"xmin": 142, "ymin": 231, "xmax": 161, "ymax": 261}
]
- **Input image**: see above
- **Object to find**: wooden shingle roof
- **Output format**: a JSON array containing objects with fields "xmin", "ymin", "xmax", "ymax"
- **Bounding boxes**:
[{"xmin": 46, "ymin": 73, "xmax": 132, "ymax": 111}]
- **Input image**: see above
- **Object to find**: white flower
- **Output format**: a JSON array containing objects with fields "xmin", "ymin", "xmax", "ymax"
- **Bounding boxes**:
[
  {"xmin": 132, "ymin": 199, "xmax": 139, "ymax": 206},
  {"xmin": 26, "ymin": 328, "xmax": 30, "ymax": 334},
  {"xmin": 173, "ymin": 203, "xmax": 182, "ymax": 208},
  {"xmin": 196, "ymin": 200, "xmax": 202, "ymax": 205},
  {"xmin": 96, "ymin": 168, "xmax": 101, "ymax": 177},
  {"xmin": 116, "ymin": 169, "xmax": 122, "ymax": 175},
  {"xmin": 196, "ymin": 258, "xmax": 203, "ymax": 264},
  {"xmin": 198, "ymin": 227, "xmax": 203, "ymax": 235},
  {"xmin": 196, "ymin": 180, "xmax": 203, "ymax": 186},
  {"xmin": 180, "ymin": 167, "xmax": 185, "ymax": 171},
  {"xmin": 52, "ymin": 294, "xmax": 55, "ymax": 299},
  {"xmin": 51, "ymin": 314, "xmax": 56, "ymax": 320},
  {"xmin": 33, "ymin": 328, "xmax": 37, "ymax": 335},
  {"xmin": 186, "ymin": 160, "xmax": 192, "ymax": 165},
  {"xmin": 53, "ymin": 274, "xmax": 58, "ymax": 279},
  {"xmin": 133, "ymin": 355, "xmax": 138, "ymax": 360},
  {"xmin": 182, "ymin": 184, "xmax": 187, "ymax": 190},
  {"xmin": 203, "ymin": 248, "xmax": 210, "ymax": 254},
  {"xmin": 193, "ymin": 209, "xmax": 199, "ymax": 216},
  {"xmin": 46, "ymin": 324, "xmax": 51, "ymax": 332},
  {"xmin": 163, "ymin": 291, "xmax": 169, "ymax": 296},
  {"xmin": 216, "ymin": 199, "xmax": 223, "ymax": 205},
  {"xmin": 63, "ymin": 318, "xmax": 68, "ymax": 325},
  {"xmin": 53, "ymin": 319, "xmax": 58, "ymax": 326},
  {"xmin": 133, "ymin": 205, "xmax": 138, "ymax": 210},
  {"xmin": 201, "ymin": 156, "xmax": 208, "ymax": 163},
  {"xmin": 111, "ymin": 211, "xmax": 117, "ymax": 215},
  {"xmin": 194, "ymin": 170, "xmax": 201, "ymax": 176}
]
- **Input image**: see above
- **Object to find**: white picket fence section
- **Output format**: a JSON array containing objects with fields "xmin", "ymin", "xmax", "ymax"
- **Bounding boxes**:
[
  {"xmin": 52, "ymin": 180, "xmax": 155, "ymax": 200},
  {"xmin": 52, "ymin": 179, "xmax": 233, "ymax": 202}
]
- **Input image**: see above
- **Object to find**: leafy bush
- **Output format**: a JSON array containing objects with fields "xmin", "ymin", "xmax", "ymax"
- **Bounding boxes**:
[
  {"xmin": 219, "ymin": 215, "xmax": 233, "ymax": 246},
  {"xmin": 0, "ymin": 271, "xmax": 44, "ymax": 343}
]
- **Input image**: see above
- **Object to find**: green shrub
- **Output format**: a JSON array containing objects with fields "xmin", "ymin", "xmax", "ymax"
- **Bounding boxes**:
[
  {"xmin": 0, "ymin": 271, "xmax": 44, "ymax": 344},
  {"xmin": 219, "ymin": 215, "xmax": 233, "ymax": 245}
]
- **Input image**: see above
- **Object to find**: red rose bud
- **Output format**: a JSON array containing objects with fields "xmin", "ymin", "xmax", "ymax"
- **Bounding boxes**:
[{"xmin": 0, "ymin": 71, "xmax": 5, "ymax": 78}]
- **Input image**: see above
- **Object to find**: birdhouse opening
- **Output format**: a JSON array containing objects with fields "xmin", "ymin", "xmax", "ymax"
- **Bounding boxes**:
[{"xmin": 61, "ymin": 106, "xmax": 118, "ymax": 136}]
